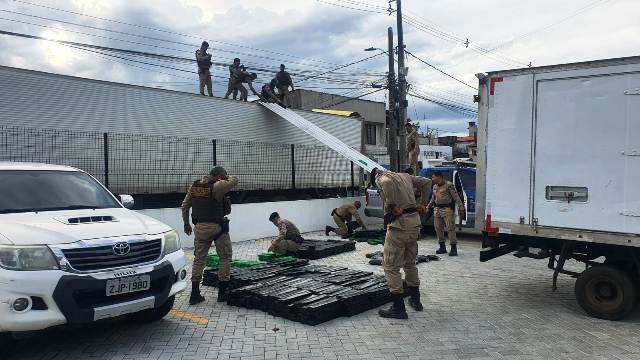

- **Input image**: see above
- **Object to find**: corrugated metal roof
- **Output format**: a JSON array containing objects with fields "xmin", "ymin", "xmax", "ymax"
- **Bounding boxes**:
[{"xmin": 0, "ymin": 66, "xmax": 361, "ymax": 148}]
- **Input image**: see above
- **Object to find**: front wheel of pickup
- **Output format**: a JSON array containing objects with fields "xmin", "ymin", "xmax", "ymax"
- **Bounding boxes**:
[
  {"xmin": 575, "ymin": 266, "xmax": 637, "ymax": 321},
  {"xmin": 126, "ymin": 296, "xmax": 175, "ymax": 323},
  {"xmin": 1, "ymin": 332, "xmax": 15, "ymax": 359}
]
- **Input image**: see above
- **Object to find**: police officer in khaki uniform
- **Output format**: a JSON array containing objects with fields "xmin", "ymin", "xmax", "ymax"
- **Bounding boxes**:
[
  {"xmin": 406, "ymin": 123, "xmax": 419, "ymax": 175},
  {"xmin": 275, "ymin": 64, "xmax": 294, "ymax": 107},
  {"xmin": 427, "ymin": 171, "xmax": 465, "ymax": 256},
  {"xmin": 325, "ymin": 201, "xmax": 366, "ymax": 238},
  {"xmin": 267, "ymin": 212, "xmax": 303, "ymax": 255},
  {"xmin": 195, "ymin": 41, "xmax": 213, "ymax": 97},
  {"xmin": 181, "ymin": 166, "xmax": 238, "ymax": 305},
  {"xmin": 373, "ymin": 168, "xmax": 431, "ymax": 319},
  {"xmin": 224, "ymin": 58, "xmax": 242, "ymax": 100}
]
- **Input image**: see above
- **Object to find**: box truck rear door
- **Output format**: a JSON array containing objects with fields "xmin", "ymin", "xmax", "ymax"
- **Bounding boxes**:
[{"xmin": 533, "ymin": 72, "xmax": 640, "ymax": 233}]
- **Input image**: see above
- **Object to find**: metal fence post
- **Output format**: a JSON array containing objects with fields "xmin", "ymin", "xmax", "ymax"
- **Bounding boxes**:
[
  {"xmin": 350, "ymin": 161, "xmax": 355, "ymax": 197},
  {"xmin": 290, "ymin": 144, "xmax": 296, "ymax": 190},
  {"xmin": 212, "ymin": 139, "xmax": 217, "ymax": 166},
  {"xmin": 103, "ymin": 132, "xmax": 109, "ymax": 189}
]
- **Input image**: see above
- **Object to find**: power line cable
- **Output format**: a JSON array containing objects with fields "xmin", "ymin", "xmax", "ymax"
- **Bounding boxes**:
[{"xmin": 405, "ymin": 50, "xmax": 477, "ymax": 90}]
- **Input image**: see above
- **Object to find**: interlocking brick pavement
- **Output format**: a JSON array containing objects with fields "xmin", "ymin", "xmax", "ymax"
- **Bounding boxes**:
[{"xmin": 10, "ymin": 231, "xmax": 640, "ymax": 360}]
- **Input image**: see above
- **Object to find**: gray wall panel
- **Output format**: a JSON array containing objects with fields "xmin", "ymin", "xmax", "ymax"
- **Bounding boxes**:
[{"xmin": 0, "ymin": 66, "xmax": 361, "ymax": 148}]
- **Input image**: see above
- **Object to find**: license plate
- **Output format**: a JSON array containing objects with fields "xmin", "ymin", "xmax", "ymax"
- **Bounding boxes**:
[{"xmin": 106, "ymin": 275, "xmax": 150, "ymax": 296}]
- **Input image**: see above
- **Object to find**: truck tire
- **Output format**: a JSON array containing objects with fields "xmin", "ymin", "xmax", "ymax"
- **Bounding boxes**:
[
  {"xmin": 575, "ymin": 266, "xmax": 637, "ymax": 320},
  {"xmin": 126, "ymin": 296, "xmax": 175, "ymax": 323},
  {"xmin": 0, "ymin": 332, "xmax": 15, "ymax": 359}
]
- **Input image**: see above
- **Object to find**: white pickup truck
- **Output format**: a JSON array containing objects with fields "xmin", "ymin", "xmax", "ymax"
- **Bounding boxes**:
[{"xmin": 0, "ymin": 162, "xmax": 188, "ymax": 355}]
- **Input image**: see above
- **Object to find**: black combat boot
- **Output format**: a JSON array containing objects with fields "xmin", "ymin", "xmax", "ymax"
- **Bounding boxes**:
[
  {"xmin": 378, "ymin": 293, "xmax": 408, "ymax": 319},
  {"xmin": 325, "ymin": 226, "xmax": 334, "ymax": 236},
  {"xmin": 189, "ymin": 281, "xmax": 205, "ymax": 305},
  {"xmin": 407, "ymin": 287, "xmax": 424, "ymax": 311},
  {"xmin": 217, "ymin": 281, "xmax": 230, "ymax": 302},
  {"xmin": 436, "ymin": 242, "xmax": 447, "ymax": 254},
  {"xmin": 449, "ymin": 244, "xmax": 458, "ymax": 256}
]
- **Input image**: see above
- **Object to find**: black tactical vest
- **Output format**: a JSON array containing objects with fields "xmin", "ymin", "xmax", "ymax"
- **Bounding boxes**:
[{"xmin": 190, "ymin": 180, "xmax": 224, "ymax": 224}]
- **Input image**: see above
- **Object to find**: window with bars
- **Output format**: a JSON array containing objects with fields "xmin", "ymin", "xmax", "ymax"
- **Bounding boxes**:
[{"xmin": 365, "ymin": 124, "xmax": 377, "ymax": 145}]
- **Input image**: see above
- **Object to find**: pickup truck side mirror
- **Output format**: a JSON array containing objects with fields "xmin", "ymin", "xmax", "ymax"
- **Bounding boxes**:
[{"xmin": 119, "ymin": 194, "xmax": 135, "ymax": 209}]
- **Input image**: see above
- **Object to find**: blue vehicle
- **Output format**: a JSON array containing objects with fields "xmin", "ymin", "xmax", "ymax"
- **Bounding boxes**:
[{"xmin": 419, "ymin": 165, "xmax": 476, "ymax": 228}]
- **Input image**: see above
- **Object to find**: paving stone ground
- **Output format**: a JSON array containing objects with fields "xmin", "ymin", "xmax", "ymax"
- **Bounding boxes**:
[{"xmin": 11, "ymin": 231, "xmax": 640, "ymax": 360}]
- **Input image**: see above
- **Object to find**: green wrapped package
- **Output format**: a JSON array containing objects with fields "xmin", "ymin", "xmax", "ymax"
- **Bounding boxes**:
[
  {"xmin": 207, "ymin": 254, "xmax": 261, "ymax": 269},
  {"xmin": 258, "ymin": 252, "xmax": 297, "ymax": 263}
]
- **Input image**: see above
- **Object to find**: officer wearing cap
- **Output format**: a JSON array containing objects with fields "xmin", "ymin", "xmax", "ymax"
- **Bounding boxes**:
[
  {"xmin": 267, "ymin": 212, "xmax": 303, "ymax": 255},
  {"xmin": 406, "ymin": 122, "xmax": 419, "ymax": 175},
  {"xmin": 196, "ymin": 41, "xmax": 213, "ymax": 96},
  {"xmin": 275, "ymin": 64, "xmax": 294, "ymax": 107},
  {"xmin": 372, "ymin": 167, "xmax": 431, "ymax": 319},
  {"xmin": 427, "ymin": 171, "xmax": 465, "ymax": 256},
  {"xmin": 181, "ymin": 166, "xmax": 238, "ymax": 305}
]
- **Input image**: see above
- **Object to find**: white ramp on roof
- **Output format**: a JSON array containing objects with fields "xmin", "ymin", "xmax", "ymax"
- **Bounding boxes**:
[{"xmin": 260, "ymin": 102, "xmax": 383, "ymax": 173}]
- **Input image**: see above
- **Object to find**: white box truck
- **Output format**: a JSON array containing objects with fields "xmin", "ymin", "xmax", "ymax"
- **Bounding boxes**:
[{"xmin": 475, "ymin": 56, "xmax": 640, "ymax": 320}]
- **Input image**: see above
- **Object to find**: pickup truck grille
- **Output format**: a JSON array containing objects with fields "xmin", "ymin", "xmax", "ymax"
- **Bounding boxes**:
[{"xmin": 62, "ymin": 239, "xmax": 162, "ymax": 272}]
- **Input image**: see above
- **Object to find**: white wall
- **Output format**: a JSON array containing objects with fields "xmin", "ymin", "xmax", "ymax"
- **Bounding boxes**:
[{"xmin": 137, "ymin": 197, "xmax": 381, "ymax": 248}]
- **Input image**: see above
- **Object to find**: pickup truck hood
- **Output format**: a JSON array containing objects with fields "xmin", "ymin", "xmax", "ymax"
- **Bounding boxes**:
[{"xmin": 0, "ymin": 208, "xmax": 171, "ymax": 246}]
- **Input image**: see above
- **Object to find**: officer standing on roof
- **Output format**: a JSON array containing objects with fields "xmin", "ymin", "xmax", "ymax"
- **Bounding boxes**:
[
  {"xmin": 224, "ymin": 58, "xmax": 242, "ymax": 99},
  {"xmin": 325, "ymin": 201, "xmax": 366, "ymax": 238},
  {"xmin": 181, "ymin": 166, "xmax": 238, "ymax": 305},
  {"xmin": 427, "ymin": 171, "xmax": 465, "ymax": 256},
  {"xmin": 195, "ymin": 41, "xmax": 213, "ymax": 97},
  {"xmin": 268, "ymin": 212, "xmax": 304, "ymax": 255},
  {"xmin": 373, "ymin": 167, "xmax": 431, "ymax": 319},
  {"xmin": 406, "ymin": 122, "xmax": 419, "ymax": 175},
  {"xmin": 275, "ymin": 64, "xmax": 294, "ymax": 107}
]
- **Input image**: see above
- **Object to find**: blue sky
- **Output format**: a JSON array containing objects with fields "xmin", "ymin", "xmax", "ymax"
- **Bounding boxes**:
[{"xmin": 0, "ymin": 0, "xmax": 638, "ymax": 135}]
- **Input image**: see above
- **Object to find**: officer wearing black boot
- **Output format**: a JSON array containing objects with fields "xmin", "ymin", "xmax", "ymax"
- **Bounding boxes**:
[
  {"xmin": 372, "ymin": 168, "xmax": 431, "ymax": 319},
  {"xmin": 181, "ymin": 166, "xmax": 237, "ymax": 305},
  {"xmin": 427, "ymin": 171, "xmax": 465, "ymax": 256}
]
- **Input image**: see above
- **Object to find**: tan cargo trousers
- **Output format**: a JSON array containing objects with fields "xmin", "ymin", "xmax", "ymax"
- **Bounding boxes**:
[
  {"xmin": 434, "ymin": 207, "xmax": 457, "ymax": 245},
  {"xmin": 408, "ymin": 149, "xmax": 419, "ymax": 174},
  {"xmin": 269, "ymin": 239, "xmax": 300, "ymax": 255},
  {"xmin": 332, "ymin": 213, "xmax": 349, "ymax": 236},
  {"xmin": 199, "ymin": 72, "xmax": 212, "ymax": 96},
  {"xmin": 383, "ymin": 227, "xmax": 420, "ymax": 294},
  {"xmin": 277, "ymin": 86, "xmax": 290, "ymax": 107},
  {"xmin": 191, "ymin": 222, "xmax": 232, "ymax": 283}
]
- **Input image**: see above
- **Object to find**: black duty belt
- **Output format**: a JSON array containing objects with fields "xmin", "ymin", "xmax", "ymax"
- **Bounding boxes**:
[
  {"xmin": 384, "ymin": 207, "xmax": 418, "ymax": 226},
  {"xmin": 331, "ymin": 208, "xmax": 349, "ymax": 221},
  {"xmin": 434, "ymin": 202, "xmax": 454, "ymax": 209}
]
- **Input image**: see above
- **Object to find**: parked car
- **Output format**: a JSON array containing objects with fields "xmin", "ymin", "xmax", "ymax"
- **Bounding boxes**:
[
  {"xmin": 365, "ymin": 165, "xmax": 476, "ymax": 230},
  {"xmin": 0, "ymin": 162, "xmax": 188, "ymax": 355}
]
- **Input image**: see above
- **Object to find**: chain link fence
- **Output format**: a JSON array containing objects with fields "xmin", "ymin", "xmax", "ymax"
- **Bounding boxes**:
[{"xmin": 0, "ymin": 126, "xmax": 364, "ymax": 195}]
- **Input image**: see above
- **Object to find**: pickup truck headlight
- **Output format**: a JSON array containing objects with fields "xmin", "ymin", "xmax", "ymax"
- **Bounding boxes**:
[
  {"xmin": 162, "ymin": 230, "xmax": 181, "ymax": 255},
  {"xmin": 0, "ymin": 245, "xmax": 60, "ymax": 271}
]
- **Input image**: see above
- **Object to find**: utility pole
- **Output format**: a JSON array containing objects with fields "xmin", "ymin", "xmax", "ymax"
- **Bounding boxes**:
[
  {"xmin": 395, "ymin": 0, "xmax": 408, "ymax": 171},
  {"xmin": 387, "ymin": 27, "xmax": 398, "ymax": 172}
]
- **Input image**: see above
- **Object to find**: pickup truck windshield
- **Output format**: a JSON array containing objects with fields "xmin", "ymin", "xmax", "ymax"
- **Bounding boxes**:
[{"xmin": 0, "ymin": 170, "xmax": 121, "ymax": 214}]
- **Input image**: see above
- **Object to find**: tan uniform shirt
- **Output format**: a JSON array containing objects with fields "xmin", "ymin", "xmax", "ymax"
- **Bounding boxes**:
[
  {"xmin": 276, "ymin": 219, "xmax": 301, "ymax": 241},
  {"xmin": 181, "ymin": 176, "xmax": 239, "ymax": 225},
  {"xmin": 335, "ymin": 204, "xmax": 365, "ymax": 226},
  {"xmin": 428, "ymin": 181, "xmax": 463, "ymax": 208},
  {"xmin": 406, "ymin": 130, "xmax": 419, "ymax": 153},
  {"xmin": 376, "ymin": 171, "xmax": 431, "ymax": 230},
  {"xmin": 195, "ymin": 49, "xmax": 212, "ymax": 74}
]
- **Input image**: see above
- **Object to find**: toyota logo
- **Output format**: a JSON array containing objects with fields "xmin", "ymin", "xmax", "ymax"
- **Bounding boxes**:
[{"xmin": 112, "ymin": 242, "xmax": 131, "ymax": 256}]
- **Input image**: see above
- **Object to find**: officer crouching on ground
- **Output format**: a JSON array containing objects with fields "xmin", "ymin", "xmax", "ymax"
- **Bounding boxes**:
[
  {"xmin": 181, "ymin": 166, "xmax": 238, "ymax": 305},
  {"xmin": 268, "ymin": 212, "xmax": 304, "ymax": 255},
  {"xmin": 372, "ymin": 167, "xmax": 431, "ymax": 319},
  {"xmin": 427, "ymin": 171, "xmax": 465, "ymax": 256},
  {"xmin": 325, "ymin": 201, "xmax": 366, "ymax": 238}
]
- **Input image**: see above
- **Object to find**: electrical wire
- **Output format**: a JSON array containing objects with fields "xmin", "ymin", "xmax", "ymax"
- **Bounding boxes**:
[{"xmin": 405, "ymin": 50, "xmax": 477, "ymax": 90}]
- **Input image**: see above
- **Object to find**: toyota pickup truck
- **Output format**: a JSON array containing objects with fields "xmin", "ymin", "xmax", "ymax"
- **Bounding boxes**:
[{"xmin": 0, "ymin": 162, "xmax": 188, "ymax": 356}]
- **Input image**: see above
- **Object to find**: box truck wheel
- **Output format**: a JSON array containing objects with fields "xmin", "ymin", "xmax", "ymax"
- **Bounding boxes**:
[
  {"xmin": 126, "ymin": 296, "xmax": 175, "ymax": 323},
  {"xmin": 0, "ymin": 332, "xmax": 15, "ymax": 359},
  {"xmin": 575, "ymin": 266, "xmax": 637, "ymax": 320}
]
